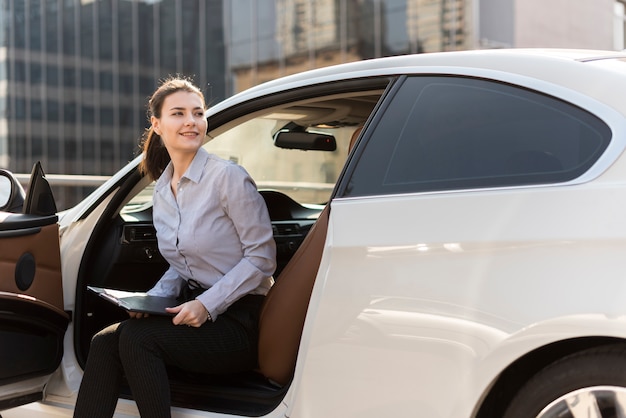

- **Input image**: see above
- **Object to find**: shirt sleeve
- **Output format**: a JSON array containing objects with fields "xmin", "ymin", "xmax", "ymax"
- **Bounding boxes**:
[
  {"xmin": 146, "ymin": 265, "xmax": 185, "ymax": 298},
  {"xmin": 196, "ymin": 164, "xmax": 276, "ymax": 319}
]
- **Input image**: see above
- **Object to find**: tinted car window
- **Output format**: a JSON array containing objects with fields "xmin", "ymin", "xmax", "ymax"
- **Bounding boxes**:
[{"xmin": 342, "ymin": 76, "xmax": 611, "ymax": 197}]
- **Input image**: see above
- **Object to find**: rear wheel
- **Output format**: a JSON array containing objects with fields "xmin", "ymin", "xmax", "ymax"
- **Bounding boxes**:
[{"xmin": 503, "ymin": 344, "xmax": 626, "ymax": 418}]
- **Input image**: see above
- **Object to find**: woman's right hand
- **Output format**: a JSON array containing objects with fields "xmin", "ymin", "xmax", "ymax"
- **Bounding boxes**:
[
  {"xmin": 167, "ymin": 300, "xmax": 209, "ymax": 327},
  {"xmin": 129, "ymin": 311, "xmax": 149, "ymax": 319}
]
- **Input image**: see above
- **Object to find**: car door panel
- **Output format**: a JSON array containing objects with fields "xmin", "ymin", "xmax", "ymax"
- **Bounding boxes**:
[
  {"xmin": 0, "ymin": 213, "xmax": 68, "ymax": 405},
  {"xmin": 1, "ymin": 214, "xmax": 65, "ymax": 311}
]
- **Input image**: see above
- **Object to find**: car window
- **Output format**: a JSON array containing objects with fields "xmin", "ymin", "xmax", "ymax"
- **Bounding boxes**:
[
  {"xmin": 203, "ymin": 117, "xmax": 353, "ymax": 205},
  {"xmin": 122, "ymin": 89, "xmax": 384, "ymax": 213},
  {"xmin": 342, "ymin": 76, "xmax": 612, "ymax": 197}
]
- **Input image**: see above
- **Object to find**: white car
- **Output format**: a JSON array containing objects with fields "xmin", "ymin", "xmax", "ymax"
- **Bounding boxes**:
[{"xmin": 2, "ymin": 48, "xmax": 626, "ymax": 418}]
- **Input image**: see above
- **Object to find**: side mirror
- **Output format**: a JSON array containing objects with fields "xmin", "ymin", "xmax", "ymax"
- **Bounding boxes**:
[
  {"xmin": 273, "ymin": 123, "xmax": 337, "ymax": 151},
  {"xmin": 0, "ymin": 169, "xmax": 26, "ymax": 213}
]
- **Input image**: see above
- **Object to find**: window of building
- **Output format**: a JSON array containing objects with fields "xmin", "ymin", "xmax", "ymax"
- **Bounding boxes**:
[
  {"xmin": 100, "ymin": 107, "xmax": 114, "ymax": 125},
  {"xmin": 13, "ymin": 61, "xmax": 26, "ymax": 82},
  {"xmin": 80, "ymin": 4, "xmax": 93, "ymax": 59},
  {"xmin": 384, "ymin": 0, "xmax": 410, "ymax": 54},
  {"xmin": 64, "ymin": 138, "xmax": 77, "ymax": 161},
  {"xmin": 61, "ymin": 1, "xmax": 75, "ymax": 55},
  {"xmin": 31, "ymin": 99, "xmax": 43, "ymax": 120},
  {"xmin": 140, "ymin": 76, "xmax": 155, "ymax": 95},
  {"xmin": 118, "ymin": 74, "xmax": 133, "ymax": 94},
  {"xmin": 63, "ymin": 67, "xmax": 75, "ymax": 87},
  {"xmin": 100, "ymin": 71, "xmax": 113, "ymax": 91},
  {"xmin": 29, "ymin": 0, "xmax": 42, "ymax": 51},
  {"xmin": 81, "ymin": 69, "xmax": 94, "ymax": 89},
  {"xmin": 64, "ymin": 103, "xmax": 76, "ymax": 123},
  {"xmin": 47, "ymin": 136, "xmax": 60, "ymax": 172},
  {"xmin": 14, "ymin": 98, "xmax": 26, "ymax": 120},
  {"xmin": 31, "ymin": 136, "xmax": 43, "ymax": 158},
  {"xmin": 13, "ymin": 136, "xmax": 27, "ymax": 169},
  {"xmin": 342, "ymin": 76, "xmax": 611, "ymax": 197},
  {"xmin": 82, "ymin": 105, "xmax": 95, "ymax": 124},
  {"xmin": 31, "ymin": 62, "xmax": 42, "ymax": 84},
  {"xmin": 45, "ymin": 0, "xmax": 59, "ymax": 53},
  {"xmin": 13, "ymin": 1, "xmax": 26, "ymax": 49},
  {"xmin": 98, "ymin": 0, "xmax": 113, "ymax": 60},
  {"xmin": 46, "ymin": 65, "xmax": 59, "ymax": 86},
  {"xmin": 47, "ymin": 99, "xmax": 59, "ymax": 121}
]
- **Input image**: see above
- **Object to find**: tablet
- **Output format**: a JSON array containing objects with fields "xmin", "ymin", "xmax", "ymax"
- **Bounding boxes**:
[{"xmin": 88, "ymin": 286, "xmax": 180, "ymax": 316}]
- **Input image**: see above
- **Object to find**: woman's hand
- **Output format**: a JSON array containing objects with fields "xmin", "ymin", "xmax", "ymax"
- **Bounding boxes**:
[
  {"xmin": 129, "ymin": 312, "xmax": 149, "ymax": 319},
  {"xmin": 167, "ymin": 300, "xmax": 210, "ymax": 327}
]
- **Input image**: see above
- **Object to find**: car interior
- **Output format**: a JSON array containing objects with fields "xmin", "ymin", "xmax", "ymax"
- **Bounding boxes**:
[{"xmin": 73, "ymin": 82, "xmax": 390, "ymax": 415}]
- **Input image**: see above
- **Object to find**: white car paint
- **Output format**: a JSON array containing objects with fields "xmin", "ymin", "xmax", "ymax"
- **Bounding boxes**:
[{"xmin": 292, "ymin": 182, "xmax": 626, "ymax": 417}]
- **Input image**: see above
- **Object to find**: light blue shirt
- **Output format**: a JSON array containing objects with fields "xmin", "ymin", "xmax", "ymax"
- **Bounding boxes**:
[{"xmin": 147, "ymin": 148, "xmax": 276, "ymax": 320}]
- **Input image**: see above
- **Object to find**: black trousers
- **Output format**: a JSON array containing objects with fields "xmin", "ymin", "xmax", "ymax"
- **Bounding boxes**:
[{"xmin": 73, "ymin": 294, "xmax": 264, "ymax": 418}]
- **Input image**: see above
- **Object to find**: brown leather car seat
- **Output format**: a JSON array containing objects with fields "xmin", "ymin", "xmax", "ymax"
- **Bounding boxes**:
[
  {"xmin": 349, "ymin": 126, "xmax": 363, "ymax": 151},
  {"xmin": 256, "ymin": 126, "xmax": 363, "ymax": 386},
  {"xmin": 256, "ymin": 205, "xmax": 329, "ymax": 386}
]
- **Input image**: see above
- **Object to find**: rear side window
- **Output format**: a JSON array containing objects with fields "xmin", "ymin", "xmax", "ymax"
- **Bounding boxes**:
[{"xmin": 342, "ymin": 76, "xmax": 612, "ymax": 197}]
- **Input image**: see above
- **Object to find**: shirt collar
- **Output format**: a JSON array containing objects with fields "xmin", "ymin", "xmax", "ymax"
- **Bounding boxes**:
[
  {"xmin": 183, "ymin": 147, "xmax": 209, "ymax": 184},
  {"xmin": 155, "ymin": 148, "xmax": 209, "ymax": 191}
]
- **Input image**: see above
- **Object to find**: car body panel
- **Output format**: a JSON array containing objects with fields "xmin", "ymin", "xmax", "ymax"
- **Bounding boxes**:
[{"xmin": 292, "ymin": 181, "xmax": 626, "ymax": 417}]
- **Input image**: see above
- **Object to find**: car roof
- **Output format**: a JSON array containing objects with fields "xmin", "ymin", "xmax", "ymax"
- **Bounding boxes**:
[{"xmin": 207, "ymin": 48, "xmax": 626, "ymax": 118}]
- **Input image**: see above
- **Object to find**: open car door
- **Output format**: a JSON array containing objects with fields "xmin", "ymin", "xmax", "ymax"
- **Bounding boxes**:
[{"xmin": 0, "ymin": 163, "xmax": 69, "ymax": 410}]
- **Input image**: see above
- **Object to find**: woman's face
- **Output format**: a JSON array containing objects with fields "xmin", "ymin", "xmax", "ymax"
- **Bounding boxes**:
[{"xmin": 151, "ymin": 90, "xmax": 207, "ymax": 157}]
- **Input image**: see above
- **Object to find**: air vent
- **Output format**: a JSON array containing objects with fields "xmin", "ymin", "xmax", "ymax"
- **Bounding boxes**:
[
  {"xmin": 273, "ymin": 223, "xmax": 301, "ymax": 236},
  {"xmin": 122, "ymin": 224, "xmax": 157, "ymax": 243}
]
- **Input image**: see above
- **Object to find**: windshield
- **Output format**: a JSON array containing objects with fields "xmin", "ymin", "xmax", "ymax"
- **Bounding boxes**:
[{"xmin": 204, "ymin": 118, "xmax": 353, "ymax": 205}]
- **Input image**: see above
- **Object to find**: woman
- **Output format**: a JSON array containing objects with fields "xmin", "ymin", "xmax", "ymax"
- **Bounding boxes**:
[{"xmin": 74, "ymin": 77, "xmax": 276, "ymax": 417}]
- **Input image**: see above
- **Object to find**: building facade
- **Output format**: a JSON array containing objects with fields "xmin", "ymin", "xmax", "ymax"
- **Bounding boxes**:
[
  {"xmin": 1, "ymin": 0, "xmax": 623, "ymax": 208},
  {"xmin": 0, "ymin": 0, "xmax": 224, "ymax": 207},
  {"xmin": 479, "ymin": 0, "xmax": 617, "ymax": 49}
]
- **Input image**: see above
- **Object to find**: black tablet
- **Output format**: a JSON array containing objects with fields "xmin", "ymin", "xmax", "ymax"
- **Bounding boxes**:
[{"xmin": 88, "ymin": 286, "xmax": 179, "ymax": 316}]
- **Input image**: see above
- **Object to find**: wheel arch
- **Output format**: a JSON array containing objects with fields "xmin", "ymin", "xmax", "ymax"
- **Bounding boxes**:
[{"xmin": 474, "ymin": 336, "xmax": 625, "ymax": 418}]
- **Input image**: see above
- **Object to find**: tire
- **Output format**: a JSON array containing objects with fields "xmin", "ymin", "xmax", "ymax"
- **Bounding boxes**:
[{"xmin": 503, "ymin": 343, "xmax": 626, "ymax": 418}]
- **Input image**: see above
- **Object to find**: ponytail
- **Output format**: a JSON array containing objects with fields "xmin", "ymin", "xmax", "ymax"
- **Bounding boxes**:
[{"xmin": 139, "ymin": 127, "xmax": 170, "ymax": 181}]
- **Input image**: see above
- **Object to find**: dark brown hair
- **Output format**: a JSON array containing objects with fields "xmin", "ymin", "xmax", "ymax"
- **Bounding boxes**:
[{"xmin": 138, "ymin": 76, "xmax": 206, "ymax": 181}]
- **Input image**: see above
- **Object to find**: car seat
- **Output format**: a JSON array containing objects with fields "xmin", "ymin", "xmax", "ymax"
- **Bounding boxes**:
[{"xmin": 256, "ymin": 125, "xmax": 363, "ymax": 386}]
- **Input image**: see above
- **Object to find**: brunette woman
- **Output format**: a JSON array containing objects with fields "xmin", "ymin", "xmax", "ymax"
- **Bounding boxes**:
[{"xmin": 74, "ymin": 77, "xmax": 276, "ymax": 417}]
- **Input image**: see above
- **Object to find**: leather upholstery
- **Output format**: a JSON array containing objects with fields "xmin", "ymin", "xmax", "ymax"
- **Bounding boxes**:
[
  {"xmin": 257, "ymin": 205, "xmax": 329, "ymax": 386},
  {"xmin": 0, "ymin": 222, "xmax": 65, "ymax": 313},
  {"xmin": 256, "ymin": 126, "xmax": 362, "ymax": 386},
  {"xmin": 349, "ymin": 126, "xmax": 363, "ymax": 151}
]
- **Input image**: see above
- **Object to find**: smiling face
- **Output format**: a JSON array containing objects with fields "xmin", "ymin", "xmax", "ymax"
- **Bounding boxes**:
[{"xmin": 151, "ymin": 90, "xmax": 207, "ymax": 158}]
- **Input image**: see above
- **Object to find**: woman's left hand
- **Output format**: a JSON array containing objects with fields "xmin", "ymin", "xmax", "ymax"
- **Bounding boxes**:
[{"xmin": 167, "ymin": 300, "xmax": 210, "ymax": 327}]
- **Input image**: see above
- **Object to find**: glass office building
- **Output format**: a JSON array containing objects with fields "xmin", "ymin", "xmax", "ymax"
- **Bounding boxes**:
[
  {"xmin": 227, "ymin": 0, "xmax": 470, "ymax": 92},
  {"xmin": 0, "ymin": 0, "xmax": 226, "ymax": 207},
  {"xmin": 0, "ymin": 0, "xmax": 525, "ymax": 208}
]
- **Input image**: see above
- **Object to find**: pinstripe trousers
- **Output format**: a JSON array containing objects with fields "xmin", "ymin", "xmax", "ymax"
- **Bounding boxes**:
[{"xmin": 73, "ymin": 294, "xmax": 264, "ymax": 418}]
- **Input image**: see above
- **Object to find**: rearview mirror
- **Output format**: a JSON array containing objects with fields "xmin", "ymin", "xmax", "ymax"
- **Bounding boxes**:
[
  {"xmin": 0, "ymin": 169, "xmax": 26, "ymax": 213},
  {"xmin": 274, "ymin": 130, "xmax": 337, "ymax": 151}
]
